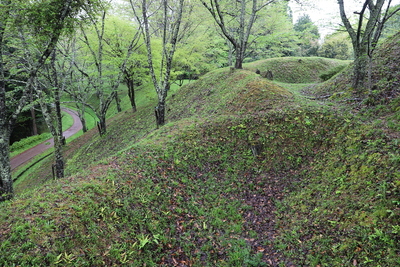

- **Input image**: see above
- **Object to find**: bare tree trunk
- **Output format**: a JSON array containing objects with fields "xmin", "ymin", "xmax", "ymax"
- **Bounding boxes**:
[
  {"xmin": 97, "ymin": 115, "xmax": 107, "ymax": 136},
  {"xmin": 51, "ymin": 50, "xmax": 65, "ymax": 144},
  {"xmin": 155, "ymin": 101, "xmax": 166, "ymax": 127},
  {"xmin": 125, "ymin": 75, "xmax": 137, "ymax": 112},
  {"xmin": 114, "ymin": 90, "xmax": 122, "ymax": 113},
  {"xmin": 30, "ymin": 88, "xmax": 38, "ymax": 135},
  {"xmin": 0, "ymin": 125, "xmax": 13, "ymax": 201},
  {"xmin": 352, "ymin": 53, "xmax": 369, "ymax": 91},
  {"xmin": 132, "ymin": 0, "xmax": 184, "ymax": 127},
  {"xmin": 77, "ymin": 104, "xmax": 88, "ymax": 133},
  {"xmin": 54, "ymin": 135, "xmax": 65, "ymax": 179},
  {"xmin": 235, "ymin": 46, "xmax": 244, "ymax": 69},
  {"xmin": 201, "ymin": 0, "xmax": 264, "ymax": 70}
]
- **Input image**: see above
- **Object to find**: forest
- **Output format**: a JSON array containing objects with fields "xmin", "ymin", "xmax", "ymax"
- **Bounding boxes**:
[{"xmin": 1, "ymin": 0, "xmax": 400, "ymax": 266}]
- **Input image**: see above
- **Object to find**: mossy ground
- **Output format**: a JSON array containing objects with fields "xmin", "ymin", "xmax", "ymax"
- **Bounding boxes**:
[{"xmin": 1, "ymin": 52, "xmax": 399, "ymax": 266}]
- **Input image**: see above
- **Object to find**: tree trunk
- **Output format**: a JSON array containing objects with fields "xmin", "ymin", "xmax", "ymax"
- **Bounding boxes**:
[
  {"xmin": 0, "ymin": 127, "xmax": 13, "ymax": 201},
  {"xmin": 338, "ymin": 0, "xmax": 400, "ymax": 92},
  {"xmin": 352, "ymin": 54, "xmax": 369, "ymax": 91},
  {"xmin": 155, "ymin": 101, "xmax": 166, "ymax": 127},
  {"xmin": 77, "ymin": 104, "xmax": 87, "ymax": 133},
  {"xmin": 114, "ymin": 90, "xmax": 122, "ymax": 113},
  {"xmin": 234, "ymin": 53, "xmax": 243, "ymax": 69},
  {"xmin": 127, "ymin": 78, "xmax": 137, "ymax": 112},
  {"xmin": 37, "ymin": 88, "xmax": 65, "ymax": 179},
  {"xmin": 54, "ymin": 87, "xmax": 64, "ymax": 143},
  {"xmin": 30, "ymin": 106, "xmax": 38, "ymax": 136},
  {"xmin": 97, "ymin": 115, "xmax": 107, "ymax": 136},
  {"xmin": 54, "ymin": 135, "xmax": 64, "ymax": 179},
  {"xmin": 30, "ymin": 88, "xmax": 38, "ymax": 136},
  {"xmin": 0, "ymin": 12, "xmax": 13, "ymax": 200}
]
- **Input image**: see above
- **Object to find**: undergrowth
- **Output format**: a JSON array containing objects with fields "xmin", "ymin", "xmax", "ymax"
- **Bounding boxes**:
[
  {"xmin": 0, "ymin": 106, "xmax": 349, "ymax": 266},
  {"xmin": 1, "ymin": 55, "xmax": 399, "ymax": 266},
  {"xmin": 276, "ymin": 119, "xmax": 400, "ymax": 266}
]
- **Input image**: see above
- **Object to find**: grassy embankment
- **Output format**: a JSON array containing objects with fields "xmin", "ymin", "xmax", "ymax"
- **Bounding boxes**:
[{"xmin": 1, "ymin": 44, "xmax": 399, "ymax": 267}]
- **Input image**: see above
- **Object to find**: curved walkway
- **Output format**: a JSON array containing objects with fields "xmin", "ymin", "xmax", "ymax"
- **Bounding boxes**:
[{"xmin": 10, "ymin": 108, "xmax": 83, "ymax": 171}]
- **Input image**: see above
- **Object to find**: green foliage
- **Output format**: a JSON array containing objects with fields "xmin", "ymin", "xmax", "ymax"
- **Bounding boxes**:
[
  {"xmin": 293, "ymin": 14, "xmax": 320, "ymax": 57},
  {"xmin": 10, "ymin": 133, "xmax": 51, "ymax": 155},
  {"xmin": 319, "ymin": 64, "xmax": 348, "ymax": 81},
  {"xmin": 319, "ymin": 30, "xmax": 353, "ymax": 60},
  {"xmin": 247, "ymin": 2, "xmax": 299, "ymax": 60}
]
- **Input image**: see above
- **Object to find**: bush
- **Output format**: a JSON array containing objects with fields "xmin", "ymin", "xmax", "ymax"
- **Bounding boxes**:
[{"xmin": 10, "ymin": 133, "xmax": 51, "ymax": 152}]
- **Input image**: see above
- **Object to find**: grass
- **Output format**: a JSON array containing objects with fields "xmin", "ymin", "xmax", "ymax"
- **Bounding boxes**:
[
  {"xmin": 1, "ymin": 52, "xmax": 399, "ymax": 266},
  {"xmin": 244, "ymin": 56, "xmax": 351, "ymax": 84}
]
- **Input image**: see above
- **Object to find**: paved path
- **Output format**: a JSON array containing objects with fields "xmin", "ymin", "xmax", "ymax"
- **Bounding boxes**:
[{"xmin": 10, "ymin": 108, "xmax": 83, "ymax": 171}]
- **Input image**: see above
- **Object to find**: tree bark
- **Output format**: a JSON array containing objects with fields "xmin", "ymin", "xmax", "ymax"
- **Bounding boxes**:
[
  {"xmin": 126, "ymin": 77, "xmax": 137, "ymax": 112},
  {"xmin": 30, "ymin": 87, "xmax": 38, "ymax": 136},
  {"xmin": 155, "ymin": 102, "xmax": 166, "ymax": 127},
  {"xmin": 97, "ymin": 115, "xmax": 107, "ymax": 136},
  {"xmin": 0, "ymin": 1, "xmax": 13, "ymax": 200},
  {"xmin": 115, "ymin": 91, "xmax": 122, "ymax": 113},
  {"xmin": 51, "ymin": 50, "xmax": 65, "ymax": 144},
  {"xmin": 0, "ymin": 124, "xmax": 12, "ymax": 201},
  {"xmin": 54, "ymin": 135, "xmax": 65, "ymax": 179},
  {"xmin": 77, "ymin": 104, "xmax": 88, "ymax": 133},
  {"xmin": 352, "ymin": 53, "xmax": 369, "ymax": 91}
]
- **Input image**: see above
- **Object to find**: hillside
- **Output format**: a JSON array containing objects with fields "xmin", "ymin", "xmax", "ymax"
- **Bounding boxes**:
[
  {"xmin": 245, "ymin": 56, "xmax": 351, "ymax": 84},
  {"xmin": 1, "ymin": 52, "xmax": 399, "ymax": 267}
]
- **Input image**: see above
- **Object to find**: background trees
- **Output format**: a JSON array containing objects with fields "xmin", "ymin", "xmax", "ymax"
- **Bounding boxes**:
[
  {"xmin": 200, "ymin": 0, "xmax": 278, "ymax": 69},
  {"xmin": 294, "ymin": 14, "xmax": 320, "ymax": 56},
  {"xmin": 318, "ymin": 31, "xmax": 352, "ymax": 60}
]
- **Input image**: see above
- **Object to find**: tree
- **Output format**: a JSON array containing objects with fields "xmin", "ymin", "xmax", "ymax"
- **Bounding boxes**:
[
  {"xmin": 200, "ymin": 0, "xmax": 277, "ymax": 69},
  {"xmin": 102, "ymin": 15, "xmax": 145, "ymax": 113},
  {"xmin": 130, "ymin": 0, "xmax": 189, "ymax": 127},
  {"xmin": 319, "ymin": 31, "xmax": 352, "ymax": 60},
  {"xmin": 76, "ymin": 3, "xmax": 137, "ymax": 135},
  {"xmin": 33, "ymin": 50, "xmax": 68, "ymax": 179},
  {"xmin": 247, "ymin": 1, "xmax": 298, "ymax": 60},
  {"xmin": 338, "ymin": 0, "xmax": 400, "ymax": 91},
  {"xmin": 0, "ymin": 0, "xmax": 101, "ymax": 200},
  {"xmin": 294, "ymin": 14, "xmax": 320, "ymax": 56},
  {"xmin": 56, "ymin": 36, "xmax": 91, "ymax": 133},
  {"xmin": 380, "ymin": 4, "xmax": 400, "ymax": 40}
]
